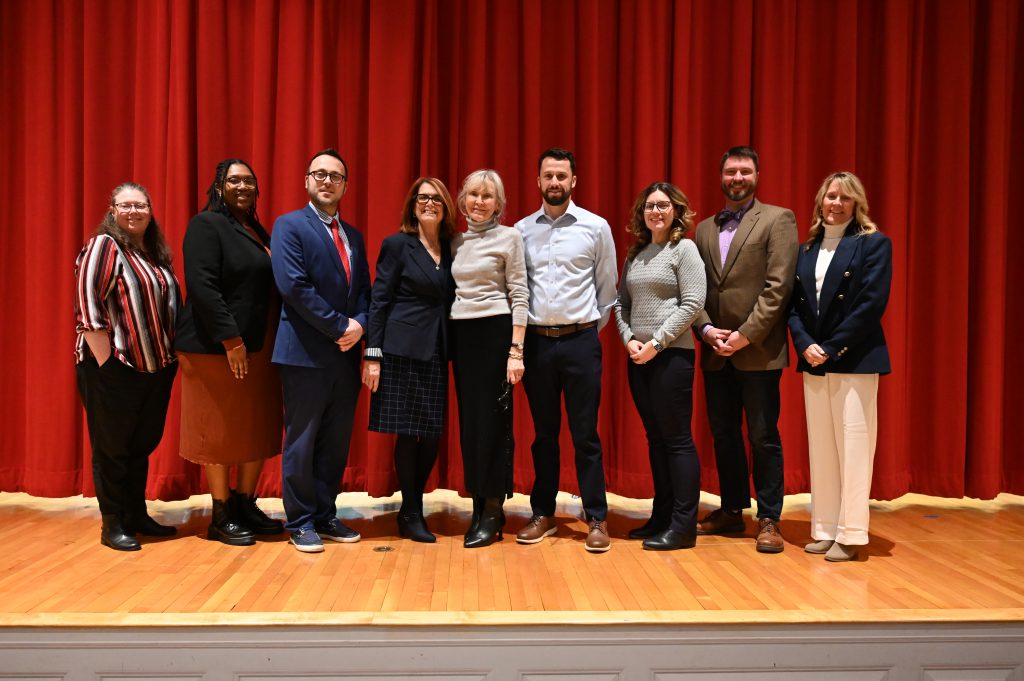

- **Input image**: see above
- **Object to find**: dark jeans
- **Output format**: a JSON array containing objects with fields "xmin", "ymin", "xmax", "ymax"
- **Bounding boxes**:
[
  {"xmin": 278, "ymin": 359, "xmax": 360, "ymax": 532},
  {"xmin": 702, "ymin": 362, "xmax": 784, "ymax": 520},
  {"xmin": 522, "ymin": 327, "xmax": 607, "ymax": 521},
  {"xmin": 627, "ymin": 349, "xmax": 700, "ymax": 534},
  {"xmin": 76, "ymin": 357, "xmax": 177, "ymax": 520}
]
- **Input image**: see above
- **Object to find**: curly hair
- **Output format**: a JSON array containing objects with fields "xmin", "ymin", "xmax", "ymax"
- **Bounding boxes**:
[
  {"xmin": 625, "ymin": 182, "xmax": 696, "ymax": 260},
  {"xmin": 96, "ymin": 182, "xmax": 173, "ymax": 267}
]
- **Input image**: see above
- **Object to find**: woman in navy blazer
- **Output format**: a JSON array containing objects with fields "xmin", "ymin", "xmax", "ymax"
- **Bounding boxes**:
[
  {"xmin": 176, "ymin": 159, "xmax": 284, "ymax": 546},
  {"xmin": 362, "ymin": 177, "xmax": 457, "ymax": 543},
  {"xmin": 789, "ymin": 171, "xmax": 892, "ymax": 562}
]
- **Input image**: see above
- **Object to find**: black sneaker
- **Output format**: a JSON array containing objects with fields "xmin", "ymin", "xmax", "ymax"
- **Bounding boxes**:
[{"xmin": 315, "ymin": 518, "xmax": 361, "ymax": 543}]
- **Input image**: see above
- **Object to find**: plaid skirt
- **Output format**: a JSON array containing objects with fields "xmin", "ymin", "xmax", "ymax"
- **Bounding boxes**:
[{"xmin": 368, "ymin": 348, "xmax": 447, "ymax": 438}]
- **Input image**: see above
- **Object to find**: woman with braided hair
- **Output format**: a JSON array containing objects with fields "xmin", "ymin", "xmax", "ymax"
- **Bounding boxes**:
[{"xmin": 175, "ymin": 159, "xmax": 284, "ymax": 545}]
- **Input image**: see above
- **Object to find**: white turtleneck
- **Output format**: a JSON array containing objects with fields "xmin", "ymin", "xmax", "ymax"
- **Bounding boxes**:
[{"xmin": 814, "ymin": 219, "xmax": 852, "ymax": 304}]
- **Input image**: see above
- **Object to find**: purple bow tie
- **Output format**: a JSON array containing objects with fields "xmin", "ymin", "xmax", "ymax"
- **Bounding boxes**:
[{"xmin": 716, "ymin": 209, "xmax": 743, "ymax": 226}]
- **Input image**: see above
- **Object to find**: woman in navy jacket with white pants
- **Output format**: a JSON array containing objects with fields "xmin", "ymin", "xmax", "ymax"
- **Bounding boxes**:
[{"xmin": 788, "ymin": 171, "xmax": 892, "ymax": 562}]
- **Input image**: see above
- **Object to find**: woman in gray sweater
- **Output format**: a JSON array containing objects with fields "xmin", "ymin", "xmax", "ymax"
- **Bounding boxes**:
[
  {"xmin": 614, "ymin": 182, "xmax": 706, "ymax": 550},
  {"xmin": 450, "ymin": 169, "xmax": 529, "ymax": 548}
]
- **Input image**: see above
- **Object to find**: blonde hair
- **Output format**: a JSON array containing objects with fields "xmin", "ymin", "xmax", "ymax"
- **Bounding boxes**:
[
  {"xmin": 806, "ymin": 171, "xmax": 878, "ymax": 247},
  {"xmin": 457, "ymin": 169, "xmax": 506, "ymax": 222}
]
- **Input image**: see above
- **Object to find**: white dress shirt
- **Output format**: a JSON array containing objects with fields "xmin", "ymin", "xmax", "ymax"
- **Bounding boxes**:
[{"xmin": 514, "ymin": 200, "xmax": 618, "ymax": 329}]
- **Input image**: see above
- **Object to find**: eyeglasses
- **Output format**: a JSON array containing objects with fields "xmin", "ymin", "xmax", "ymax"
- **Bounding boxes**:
[
  {"xmin": 225, "ymin": 176, "xmax": 256, "ymax": 188},
  {"xmin": 114, "ymin": 202, "xmax": 151, "ymax": 213},
  {"xmin": 643, "ymin": 201, "xmax": 673, "ymax": 213},
  {"xmin": 416, "ymin": 194, "xmax": 444, "ymax": 206},
  {"xmin": 307, "ymin": 170, "xmax": 347, "ymax": 185}
]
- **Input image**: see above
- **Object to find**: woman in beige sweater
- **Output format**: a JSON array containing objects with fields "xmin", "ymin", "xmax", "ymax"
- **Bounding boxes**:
[{"xmin": 450, "ymin": 169, "xmax": 529, "ymax": 548}]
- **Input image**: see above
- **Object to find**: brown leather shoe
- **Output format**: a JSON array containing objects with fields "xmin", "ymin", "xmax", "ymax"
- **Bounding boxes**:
[
  {"xmin": 516, "ymin": 515, "xmax": 557, "ymax": 544},
  {"xmin": 585, "ymin": 518, "xmax": 611, "ymax": 553},
  {"xmin": 696, "ymin": 509, "xmax": 745, "ymax": 535},
  {"xmin": 755, "ymin": 517, "xmax": 784, "ymax": 553}
]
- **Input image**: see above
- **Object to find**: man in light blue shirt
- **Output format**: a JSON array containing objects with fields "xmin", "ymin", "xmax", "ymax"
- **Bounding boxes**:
[{"xmin": 513, "ymin": 147, "xmax": 618, "ymax": 553}]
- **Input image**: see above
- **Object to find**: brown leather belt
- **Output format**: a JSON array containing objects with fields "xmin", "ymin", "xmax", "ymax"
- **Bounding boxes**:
[{"xmin": 527, "ymin": 320, "xmax": 598, "ymax": 338}]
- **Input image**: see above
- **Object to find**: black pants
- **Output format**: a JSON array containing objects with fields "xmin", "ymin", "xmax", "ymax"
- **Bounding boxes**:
[
  {"xmin": 76, "ymin": 358, "xmax": 177, "ymax": 520},
  {"xmin": 451, "ymin": 315, "xmax": 514, "ymax": 499},
  {"xmin": 522, "ymin": 327, "xmax": 607, "ymax": 521},
  {"xmin": 627, "ymin": 349, "xmax": 700, "ymax": 534},
  {"xmin": 703, "ymin": 362, "xmax": 784, "ymax": 520}
]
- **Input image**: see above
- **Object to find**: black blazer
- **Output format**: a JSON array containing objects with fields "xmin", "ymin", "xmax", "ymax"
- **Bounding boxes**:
[
  {"xmin": 175, "ymin": 210, "xmax": 277, "ymax": 354},
  {"xmin": 788, "ymin": 222, "xmax": 892, "ymax": 375},
  {"xmin": 366, "ymin": 232, "xmax": 455, "ymax": 362}
]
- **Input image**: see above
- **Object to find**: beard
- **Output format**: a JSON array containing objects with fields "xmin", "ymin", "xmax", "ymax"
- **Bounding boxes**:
[
  {"xmin": 544, "ymin": 186, "xmax": 571, "ymax": 206},
  {"xmin": 722, "ymin": 180, "xmax": 755, "ymax": 203}
]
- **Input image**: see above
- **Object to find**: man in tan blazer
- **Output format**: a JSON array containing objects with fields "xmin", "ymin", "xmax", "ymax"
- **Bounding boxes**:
[{"xmin": 692, "ymin": 146, "xmax": 798, "ymax": 553}]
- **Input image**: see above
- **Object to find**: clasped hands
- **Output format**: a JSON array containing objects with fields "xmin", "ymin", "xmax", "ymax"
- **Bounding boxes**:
[
  {"xmin": 801, "ymin": 343, "xmax": 829, "ymax": 367},
  {"xmin": 702, "ymin": 326, "xmax": 750, "ymax": 356}
]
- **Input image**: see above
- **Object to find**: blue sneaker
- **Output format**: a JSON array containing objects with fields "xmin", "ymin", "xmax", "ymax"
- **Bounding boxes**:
[
  {"xmin": 289, "ymin": 528, "xmax": 324, "ymax": 553},
  {"xmin": 315, "ymin": 518, "xmax": 361, "ymax": 543}
]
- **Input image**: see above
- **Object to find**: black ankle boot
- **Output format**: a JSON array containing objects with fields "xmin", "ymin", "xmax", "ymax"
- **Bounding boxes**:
[
  {"xmin": 463, "ymin": 495, "xmax": 484, "ymax": 541},
  {"xmin": 208, "ymin": 498, "xmax": 255, "ymax": 546},
  {"xmin": 230, "ymin": 490, "xmax": 284, "ymax": 536},
  {"xmin": 397, "ymin": 512, "xmax": 436, "ymax": 543},
  {"xmin": 101, "ymin": 514, "xmax": 140, "ymax": 551},
  {"xmin": 464, "ymin": 497, "xmax": 504, "ymax": 548},
  {"xmin": 123, "ymin": 513, "xmax": 177, "ymax": 537}
]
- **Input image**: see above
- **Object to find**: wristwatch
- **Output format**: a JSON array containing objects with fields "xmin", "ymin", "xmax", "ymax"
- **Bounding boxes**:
[
  {"xmin": 652, "ymin": 340, "xmax": 664, "ymax": 352},
  {"xmin": 510, "ymin": 341, "xmax": 524, "ymax": 350}
]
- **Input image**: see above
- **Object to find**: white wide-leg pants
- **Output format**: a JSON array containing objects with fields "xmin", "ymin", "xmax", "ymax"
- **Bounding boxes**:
[{"xmin": 802, "ymin": 372, "xmax": 879, "ymax": 546}]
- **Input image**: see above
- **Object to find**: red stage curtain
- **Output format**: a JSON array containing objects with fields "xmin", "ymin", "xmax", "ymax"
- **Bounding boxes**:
[{"xmin": 1, "ymin": 0, "xmax": 1020, "ymax": 502}]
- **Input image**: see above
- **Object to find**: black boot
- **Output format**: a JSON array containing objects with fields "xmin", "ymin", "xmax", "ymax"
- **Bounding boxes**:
[
  {"xmin": 397, "ymin": 512, "xmax": 436, "ymax": 543},
  {"xmin": 463, "ymin": 495, "xmax": 484, "ymax": 541},
  {"xmin": 123, "ymin": 512, "xmax": 177, "ymax": 537},
  {"xmin": 642, "ymin": 528, "xmax": 696, "ymax": 551},
  {"xmin": 464, "ymin": 497, "xmax": 504, "ymax": 548},
  {"xmin": 208, "ymin": 498, "xmax": 255, "ymax": 546},
  {"xmin": 101, "ymin": 514, "xmax": 140, "ymax": 551},
  {"xmin": 230, "ymin": 490, "xmax": 284, "ymax": 535}
]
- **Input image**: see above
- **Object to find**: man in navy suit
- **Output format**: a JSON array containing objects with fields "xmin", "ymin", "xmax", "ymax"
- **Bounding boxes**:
[{"xmin": 270, "ymin": 148, "xmax": 371, "ymax": 553}]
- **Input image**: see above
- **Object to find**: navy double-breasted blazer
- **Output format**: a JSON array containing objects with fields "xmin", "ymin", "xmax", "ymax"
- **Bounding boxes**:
[
  {"xmin": 175, "ymin": 210, "xmax": 276, "ymax": 354},
  {"xmin": 366, "ymin": 232, "xmax": 455, "ymax": 362},
  {"xmin": 270, "ymin": 205, "xmax": 371, "ymax": 368},
  {"xmin": 788, "ymin": 221, "xmax": 892, "ymax": 376}
]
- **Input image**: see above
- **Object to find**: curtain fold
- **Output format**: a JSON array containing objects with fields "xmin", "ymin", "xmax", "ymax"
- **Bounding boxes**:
[{"xmin": 0, "ymin": 0, "xmax": 1018, "ymax": 502}]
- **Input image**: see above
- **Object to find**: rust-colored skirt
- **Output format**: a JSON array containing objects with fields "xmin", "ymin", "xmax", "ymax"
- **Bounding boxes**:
[{"xmin": 178, "ymin": 325, "xmax": 282, "ymax": 466}]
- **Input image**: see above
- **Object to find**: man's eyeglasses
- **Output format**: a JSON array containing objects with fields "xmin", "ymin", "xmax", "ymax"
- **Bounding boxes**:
[
  {"xmin": 225, "ymin": 176, "xmax": 257, "ymax": 188},
  {"xmin": 114, "ymin": 202, "xmax": 151, "ymax": 213},
  {"xmin": 416, "ymin": 194, "xmax": 444, "ymax": 206},
  {"xmin": 307, "ymin": 170, "xmax": 347, "ymax": 185},
  {"xmin": 643, "ymin": 201, "xmax": 673, "ymax": 213}
]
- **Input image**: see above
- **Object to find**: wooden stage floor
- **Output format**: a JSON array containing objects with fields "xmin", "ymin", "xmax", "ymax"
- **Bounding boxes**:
[{"xmin": 1, "ymin": 490, "xmax": 1022, "ymax": 627}]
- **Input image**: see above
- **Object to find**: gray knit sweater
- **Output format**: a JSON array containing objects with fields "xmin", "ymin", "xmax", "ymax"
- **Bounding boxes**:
[
  {"xmin": 614, "ymin": 239, "xmax": 706, "ymax": 350},
  {"xmin": 450, "ymin": 221, "xmax": 529, "ymax": 326}
]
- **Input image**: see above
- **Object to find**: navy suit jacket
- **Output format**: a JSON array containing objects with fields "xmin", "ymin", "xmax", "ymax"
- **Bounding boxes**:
[
  {"xmin": 270, "ymin": 205, "xmax": 371, "ymax": 368},
  {"xmin": 788, "ymin": 222, "xmax": 892, "ymax": 375},
  {"xmin": 366, "ymin": 232, "xmax": 455, "ymax": 362}
]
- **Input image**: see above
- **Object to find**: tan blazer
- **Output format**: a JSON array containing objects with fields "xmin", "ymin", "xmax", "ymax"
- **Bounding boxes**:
[{"xmin": 692, "ymin": 199, "xmax": 798, "ymax": 371}]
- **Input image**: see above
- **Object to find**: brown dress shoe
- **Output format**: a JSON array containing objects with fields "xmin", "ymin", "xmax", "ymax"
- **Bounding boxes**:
[
  {"xmin": 696, "ymin": 509, "xmax": 745, "ymax": 535},
  {"xmin": 585, "ymin": 519, "xmax": 611, "ymax": 553},
  {"xmin": 516, "ymin": 515, "xmax": 557, "ymax": 544},
  {"xmin": 755, "ymin": 517, "xmax": 784, "ymax": 553}
]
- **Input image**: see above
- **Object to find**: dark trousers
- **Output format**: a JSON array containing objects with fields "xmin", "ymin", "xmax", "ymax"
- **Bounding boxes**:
[
  {"xmin": 75, "ymin": 358, "xmax": 177, "ymax": 520},
  {"xmin": 451, "ymin": 315, "xmax": 513, "ymax": 499},
  {"xmin": 702, "ymin": 362, "xmax": 784, "ymax": 520},
  {"xmin": 278, "ymin": 359, "xmax": 360, "ymax": 532},
  {"xmin": 522, "ymin": 327, "xmax": 607, "ymax": 521},
  {"xmin": 627, "ymin": 349, "xmax": 700, "ymax": 534}
]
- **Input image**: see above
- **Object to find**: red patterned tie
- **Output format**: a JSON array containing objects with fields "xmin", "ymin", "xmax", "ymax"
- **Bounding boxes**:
[{"xmin": 330, "ymin": 219, "xmax": 351, "ymax": 282}]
